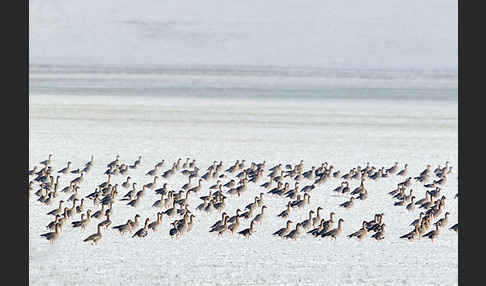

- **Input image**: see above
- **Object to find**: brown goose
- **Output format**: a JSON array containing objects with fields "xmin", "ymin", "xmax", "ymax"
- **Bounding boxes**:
[
  {"xmin": 347, "ymin": 221, "xmax": 368, "ymax": 240},
  {"xmin": 371, "ymin": 224, "xmax": 386, "ymax": 240},
  {"xmin": 228, "ymin": 215, "xmax": 241, "ymax": 235},
  {"xmin": 277, "ymin": 201, "xmax": 292, "ymax": 219},
  {"xmin": 321, "ymin": 218, "xmax": 344, "ymax": 239},
  {"xmin": 301, "ymin": 210, "xmax": 315, "ymax": 230},
  {"xmin": 308, "ymin": 219, "xmax": 325, "ymax": 237},
  {"xmin": 99, "ymin": 214, "xmax": 112, "ymax": 229},
  {"xmin": 312, "ymin": 207, "xmax": 323, "ymax": 226},
  {"xmin": 72, "ymin": 210, "xmax": 92, "ymax": 230},
  {"xmin": 340, "ymin": 197, "xmax": 355, "ymax": 209},
  {"xmin": 284, "ymin": 223, "xmax": 303, "ymax": 240},
  {"xmin": 41, "ymin": 223, "xmax": 61, "ymax": 244},
  {"xmin": 449, "ymin": 223, "xmax": 458, "ymax": 233},
  {"xmin": 148, "ymin": 212, "xmax": 163, "ymax": 232},
  {"xmin": 422, "ymin": 223, "xmax": 440, "ymax": 242},
  {"xmin": 251, "ymin": 205, "xmax": 267, "ymax": 226},
  {"xmin": 47, "ymin": 200, "xmax": 65, "ymax": 216},
  {"xmin": 238, "ymin": 221, "xmax": 256, "ymax": 239},
  {"xmin": 112, "ymin": 219, "xmax": 133, "ymax": 236},
  {"xmin": 83, "ymin": 223, "xmax": 103, "ymax": 245},
  {"xmin": 132, "ymin": 218, "xmax": 150, "ymax": 238}
]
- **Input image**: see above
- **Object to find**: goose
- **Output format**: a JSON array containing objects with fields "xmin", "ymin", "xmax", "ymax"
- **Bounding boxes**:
[
  {"xmin": 429, "ymin": 187, "xmax": 442, "ymax": 199},
  {"xmin": 42, "ymin": 192, "xmax": 55, "ymax": 205},
  {"xmin": 387, "ymin": 162, "xmax": 399, "ymax": 174},
  {"xmin": 321, "ymin": 218, "xmax": 344, "ymax": 239},
  {"xmin": 368, "ymin": 214, "xmax": 384, "ymax": 232},
  {"xmin": 41, "ymin": 223, "xmax": 61, "ymax": 244},
  {"xmin": 251, "ymin": 205, "xmax": 267, "ymax": 226},
  {"xmin": 422, "ymin": 223, "xmax": 440, "ymax": 242},
  {"xmin": 301, "ymin": 184, "xmax": 316, "ymax": 193},
  {"xmin": 351, "ymin": 179, "xmax": 365, "ymax": 195},
  {"xmin": 127, "ymin": 195, "xmax": 142, "ymax": 208},
  {"xmin": 188, "ymin": 179, "xmax": 203, "ymax": 193},
  {"xmin": 65, "ymin": 199, "xmax": 78, "ymax": 219},
  {"xmin": 333, "ymin": 182, "xmax": 346, "ymax": 193},
  {"xmin": 148, "ymin": 212, "xmax": 163, "ymax": 232},
  {"xmin": 152, "ymin": 193, "xmax": 166, "ymax": 208},
  {"xmin": 99, "ymin": 214, "xmax": 112, "ymax": 229},
  {"xmin": 240, "ymin": 207, "xmax": 254, "ymax": 221},
  {"xmin": 312, "ymin": 207, "xmax": 323, "ymax": 226},
  {"xmin": 419, "ymin": 197, "xmax": 435, "ymax": 210},
  {"xmin": 186, "ymin": 214, "xmax": 196, "ymax": 232},
  {"xmin": 228, "ymin": 215, "xmax": 241, "ymax": 235},
  {"xmin": 122, "ymin": 176, "xmax": 132, "ymax": 189},
  {"xmin": 406, "ymin": 197, "xmax": 416, "ymax": 211},
  {"xmin": 341, "ymin": 182, "xmax": 350, "ymax": 194},
  {"xmin": 57, "ymin": 209, "xmax": 69, "ymax": 227},
  {"xmin": 67, "ymin": 186, "xmax": 80, "ymax": 202},
  {"xmin": 75, "ymin": 199, "xmax": 85, "ymax": 214},
  {"xmin": 129, "ymin": 155, "xmax": 142, "ymax": 169},
  {"xmin": 400, "ymin": 225, "xmax": 421, "ymax": 241},
  {"xmin": 47, "ymin": 200, "xmax": 65, "ymax": 216},
  {"xmin": 397, "ymin": 164, "xmax": 408, "ymax": 176},
  {"xmin": 182, "ymin": 158, "xmax": 191, "ymax": 169},
  {"xmin": 155, "ymin": 159, "xmax": 165, "ymax": 169},
  {"xmin": 210, "ymin": 212, "xmax": 228, "ymax": 230},
  {"xmin": 144, "ymin": 176, "xmax": 159, "ymax": 190},
  {"xmin": 347, "ymin": 221, "xmax": 368, "ymax": 240},
  {"xmin": 46, "ymin": 215, "xmax": 61, "ymax": 230},
  {"xmin": 415, "ymin": 191, "xmax": 431, "ymax": 206},
  {"xmin": 203, "ymin": 199, "xmax": 215, "ymax": 213},
  {"xmin": 91, "ymin": 204, "xmax": 105, "ymax": 219},
  {"xmin": 435, "ymin": 212, "xmax": 450, "ymax": 228},
  {"xmin": 268, "ymin": 181, "xmax": 283, "ymax": 195},
  {"xmin": 210, "ymin": 216, "xmax": 229, "ymax": 236},
  {"xmin": 449, "ymin": 223, "xmax": 458, "ymax": 233},
  {"xmin": 294, "ymin": 193, "xmax": 310, "ymax": 208},
  {"xmin": 371, "ymin": 224, "xmax": 386, "ymax": 240},
  {"xmin": 340, "ymin": 197, "xmax": 355, "ymax": 209},
  {"xmin": 113, "ymin": 219, "xmax": 133, "ymax": 235},
  {"xmin": 318, "ymin": 212, "xmax": 336, "ymax": 234},
  {"xmin": 72, "ymin": 210, "xmax": 92, "ymax": 230},
  {"xmin": 213, "ymin": 196, "xmax": 227, "ymax": 212},
  {"xmin": 301, "ymin": 210, "xmax": 315, "ymax": 230},
  {"xmin": 84, "ymin": 223, "xmax": 103, "ymax": 245},
  {"xmin": 278, "ymin": 202, "xmax": 292, "ymax": 218},
  {"xmin": 357, "ymin": 188, "xmax": 368, "ymax": 200},
  {"xmin": 196, "ymin": 197, "xmax": 209, "ymax": 211},
  {"xmin": 122, "ymin": 183, "xmax": 137, "ymax": 201},
  {"xmin": 132, "ymin": 218, "xmax": 150, "ymax": 238},
  {"xmin": 146, "ymin": 165, "xmax": 158, "ymax": 176},
  {"xmin": 209, "ymin": 180, "xmax": 222, "ymax": 190},
  {"xmin": 308, "ymin": 219, "xmax": 325, "ymax": 237},
  {"xmin": 227, "ymin": 209, "xmax": 242, "ymax": 224},
  {"xmin": 154, "ymin": 183, "xmax": 169, "ymax": 196},
  {"xmin": 164, "ymin": 201, "xmax": 178, "ymax": 218},
  {"xmin": 284, "ymin": 223, "xmax": 303, "ymax": 240},
  {"xmin": 40, "ymin": 154, "xmax": 53, "ymax": 166},
  {"xmin": 238, "ymin": 221, "xmax": 256, "ymax": 239},
  {"xmin": 169, "ymin": 221, "xmax": 179, "ymax": 238},
  {"xmin": 176, "ymin": 191, "xmax": 191, "ymax": 206},
  {"xmin": 182, "ymin": 177, "xmax": 193, "ymax": 191},
  {"xmin": 245, "ymin": 196, "xmax": 259, "ymax": 211},
  {"xmin": 57, "ymin": 161, "xmax": 72, "ymax": 174}
]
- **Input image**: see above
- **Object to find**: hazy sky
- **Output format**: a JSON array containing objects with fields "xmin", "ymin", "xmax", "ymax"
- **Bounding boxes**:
[{"xmin": 29, "ymin": 0, "xmax": 457, "ymax": 70}]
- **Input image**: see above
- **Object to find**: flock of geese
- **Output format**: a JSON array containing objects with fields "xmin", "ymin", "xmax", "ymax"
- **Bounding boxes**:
[{"xmin": 30, "ymin": 154, "xmax": 458, "ymax": 245}]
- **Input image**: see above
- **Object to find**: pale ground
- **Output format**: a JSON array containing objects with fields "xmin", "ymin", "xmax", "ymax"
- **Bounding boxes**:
[{"xmin": 29, "ymin": 93, "xmax": 458, "ymax": 285}]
